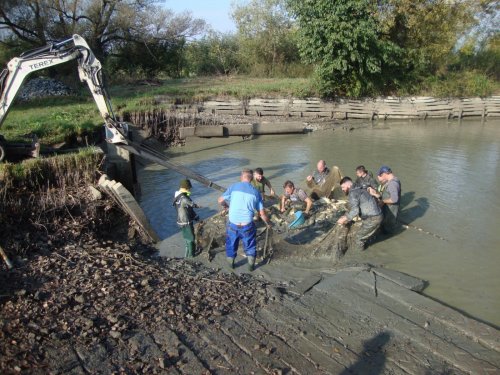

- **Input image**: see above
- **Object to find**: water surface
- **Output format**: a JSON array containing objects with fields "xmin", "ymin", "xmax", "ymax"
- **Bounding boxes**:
[{"xmin": 138, "ymin": 118, "xmax": 500, "ymax": 326}]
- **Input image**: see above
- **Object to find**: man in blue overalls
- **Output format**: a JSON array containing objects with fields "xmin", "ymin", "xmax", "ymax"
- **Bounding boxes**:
[{"xmin": 218, "ymin": 169, "xmax": 272, "ymax": 271}]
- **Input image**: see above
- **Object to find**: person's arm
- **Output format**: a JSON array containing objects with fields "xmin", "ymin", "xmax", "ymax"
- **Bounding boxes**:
[
  {"xmin": 306, "ymin": 176, "xmax": 314, "ymax": 188},
  {"xmin": 383, "ymin": 181, "xmax": 399, "ymax": 204},
  {"xmin": 280, "ymin": 195, "xmax": 287, "ymax": 212},
  {"xmin": 259, "ymin": 209, "xmax": 272, "ymax": 227},
  {"xmin": 304, "ymin": 197, "xmax": 313, "ymax": 214},
  {"xmin": 344, "ymin": 193, "xmax": 360, "ymax": 221},
  {"xmin": 338, "ymin": 194, "xmax": 359, "ymax": 225},
  {"xmin": 371, "ymin": 181, "xmax": 397, "ymax": 204},
  {"xmin": 218, "ymin": 187, "xmax": 231, "ymax": 208},
  {"xmin": 367, "ymin": 187, "xmax": 381, "ymax": 200},
  {"xmin": 264, "ymin": 178, "xmax": 275, "ymax": 196}
]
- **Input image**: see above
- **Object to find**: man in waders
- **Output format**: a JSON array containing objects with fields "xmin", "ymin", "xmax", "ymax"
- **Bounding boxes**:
[
  {"xmin": 280, "ymin": 180, "xmax": 313, "ymax": 215},
  {"xmin": 337, "ymin": 177, "xmax": 383, "ymax": 251},
  {"xmin": 368, "ymin": 166, "xmax": 401, "ymax": 234},
  {"xmin": 173, "ymin": 179, "xmax": 200, "ymax": 258},
  {"xmin": 306, "ymin": 160, "xmax": 344, "ymax": 200},
  {"xmin": 218, "ymin": 169, "xmax": 272, "ymax": 271},
  {"xmin": 354, "ymin": 165, "xmax": 378, "ymax": 190},
  {"xmin": 251, "ymin": 167, "xmax": 275, "ymax": 200}
]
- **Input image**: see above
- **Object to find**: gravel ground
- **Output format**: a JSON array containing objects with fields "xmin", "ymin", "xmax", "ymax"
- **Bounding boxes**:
[{"xmin": 0, "ymin": 233, "xmax": 271, "ymax": 374}]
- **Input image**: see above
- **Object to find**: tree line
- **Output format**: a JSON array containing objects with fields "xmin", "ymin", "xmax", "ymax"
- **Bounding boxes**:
[{"xmin": 1, "ymin": 0, "xmax": 498, "ymax": 97}]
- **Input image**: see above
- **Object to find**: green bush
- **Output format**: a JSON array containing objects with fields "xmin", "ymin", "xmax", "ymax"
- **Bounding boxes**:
[{"xmin": 421, "ymin": 71, "xmax": 498, "ymax": 97}]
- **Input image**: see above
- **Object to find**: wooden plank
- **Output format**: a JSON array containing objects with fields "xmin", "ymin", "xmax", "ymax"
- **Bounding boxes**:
[
  {"xmin": 213, "ymin": 109, "xmax": 246, "ymax": 115},
  {"xmin": 289, "ymin": 111, "xmax": 334, "ymax": 118},
  {"xmin": 248, "ymin": 106, "xmax": 287, "ymax": 112},
  {"xmin": 289, "ymin": 104, "xmax": 335, "ymax": 111}
]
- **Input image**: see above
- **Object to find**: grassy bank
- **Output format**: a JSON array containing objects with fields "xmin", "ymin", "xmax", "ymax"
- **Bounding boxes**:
[
  {"xmin": 1, "ymin": 75, "xmax": 498, "ymax": 145},
  {"xmin": 0, "ymin": 148, "xmax": 102, "ymax": 193}
]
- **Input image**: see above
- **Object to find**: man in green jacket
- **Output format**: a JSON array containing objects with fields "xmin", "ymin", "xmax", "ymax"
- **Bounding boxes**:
[{"xmin": 173, "ymin": 179, "xmax": 200, "ymax": 258}]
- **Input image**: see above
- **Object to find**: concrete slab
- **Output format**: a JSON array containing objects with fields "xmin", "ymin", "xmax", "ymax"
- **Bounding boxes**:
[{"xmin": 371, "ymin": 267, "xmax": 427, "ymax": 292}]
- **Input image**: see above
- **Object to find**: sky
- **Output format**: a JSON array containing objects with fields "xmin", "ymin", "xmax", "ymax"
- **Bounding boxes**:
[{"xmin": 164, "ymin": 0, "xmax": 236, "ymax": 34}]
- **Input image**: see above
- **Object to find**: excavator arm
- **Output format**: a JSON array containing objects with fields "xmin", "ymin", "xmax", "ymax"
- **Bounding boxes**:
[
  {"xmin": 0, "ymin": 34, "xmax": 226, "ymax": 192},
  {"xmin": 0, "ymin": 34, "xmax": 128, "ymax": 144}
]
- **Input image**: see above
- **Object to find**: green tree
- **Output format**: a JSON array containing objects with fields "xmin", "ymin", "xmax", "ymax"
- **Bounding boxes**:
[
  {"xmin": 377, "ymin": 0, "xmax": 478, "ymax": 76},
  {"xmin": 287, "ymin": 0, "xmax": 403, "ymax": 97},
  {"xmin": 0, "ymin": 1, "xmax": 205, "ymax": 72},
  {"xmin": 185, "ymin": 31, "xmax": 241, "ymax": 76},
  {"xmin": 232, "ymin": 0, "xmax": 301, "ymax": 76}
]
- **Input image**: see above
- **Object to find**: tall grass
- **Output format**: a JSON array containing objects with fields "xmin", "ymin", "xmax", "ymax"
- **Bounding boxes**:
[
  {"xmin": 421, "ymin": 71, "xmax": 498, "ymax": 97},
  {"xmin": 0, "ymin": 148, "xmax": 103, "ymax": 195}
]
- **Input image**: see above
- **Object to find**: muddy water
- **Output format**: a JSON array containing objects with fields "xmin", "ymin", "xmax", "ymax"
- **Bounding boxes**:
[{"xmin": 137, "ymin": 118, "xmax": 500, "ymax": 327}]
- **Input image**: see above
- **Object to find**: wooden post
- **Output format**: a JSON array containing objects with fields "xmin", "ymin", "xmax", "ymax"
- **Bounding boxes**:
[{"xmin": 0, "ymin": 245, "xmax": 13, "ymax": 269}]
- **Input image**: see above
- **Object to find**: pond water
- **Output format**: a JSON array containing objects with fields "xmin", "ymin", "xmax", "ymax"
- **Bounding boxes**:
[{"xmin": 137, "ymin": 118, "xmax": 500, "ymax": 327}]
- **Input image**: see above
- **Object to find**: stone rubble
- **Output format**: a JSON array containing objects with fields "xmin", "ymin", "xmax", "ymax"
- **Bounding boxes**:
[{"xmin": 17, "ymin": 77, "xmax": 73, "ymax": 102}]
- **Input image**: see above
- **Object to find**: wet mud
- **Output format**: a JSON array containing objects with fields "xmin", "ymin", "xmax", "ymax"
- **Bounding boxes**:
[{"xmin": 2, "ymin": 158, "xmax": 499, "ymax": 373}]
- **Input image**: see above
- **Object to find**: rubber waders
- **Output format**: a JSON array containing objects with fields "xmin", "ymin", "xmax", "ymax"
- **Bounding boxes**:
[
  {"xmin": 185, "ymin": 242, "xmax": 195, "ymax": 258},
  {"xmin": 247, "ymin": 256, "xmax": 255, "ymax": 272}
]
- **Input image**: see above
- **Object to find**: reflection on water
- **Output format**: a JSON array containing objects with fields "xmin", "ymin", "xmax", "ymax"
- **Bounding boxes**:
[{"xmin": 138, "ymin": 118, "xmax": 500, "ymax": 327}]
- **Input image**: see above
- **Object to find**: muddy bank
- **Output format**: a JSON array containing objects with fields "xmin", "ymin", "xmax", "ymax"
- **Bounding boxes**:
[
  {"xmin": 122, "ymin": 96, "xmax": 500, "ymax": 147},
  {"xmin": 2, "ymin": 151, "xmax": 499, "ymax": 374},
  {"xmin": 0, "ymin": 239, "xmax": 269, "ymax": 373},
  {"xmin": 0, "ymin": 153, "xmax": 268, "ymax": 373},
  {"xmin": 122, "ymin": 108, "xmax": 344, "ymax": 148}
]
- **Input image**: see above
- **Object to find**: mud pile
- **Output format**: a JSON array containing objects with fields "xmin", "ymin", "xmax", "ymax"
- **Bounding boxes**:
[
  {"xmin": 0, "ymin": 160, "xmax": 271, "ymax": 373},
  {"xmin": 0, "ymin": 238, "xmax": 269, "ymax": 373}
]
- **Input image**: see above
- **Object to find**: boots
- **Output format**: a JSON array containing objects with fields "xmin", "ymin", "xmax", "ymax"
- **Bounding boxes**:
[
  {"xmin": 247, "ymin": 256, "xmax": 255, "ymax": 272},
  {"xmin": 227, "ymin": 257, "xmax": 235, "ymax": 269},
  {"xmin": 185, "ymin": 242, "xmax": 195, "ymax": 258}
]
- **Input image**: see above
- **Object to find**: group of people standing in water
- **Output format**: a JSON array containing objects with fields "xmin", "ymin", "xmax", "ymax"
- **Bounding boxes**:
[{"xmin": 173, "ymin": 160, "xmax": 401, "ymax": 269}]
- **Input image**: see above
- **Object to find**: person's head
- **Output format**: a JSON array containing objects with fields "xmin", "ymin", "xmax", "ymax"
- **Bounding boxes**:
[
  {"xmin": 340, "ymin": 176, "xmax": 353, "ymax": 194},
  {"xmin": 317, "ymin": 160, "xmax": 327, "ymax": 173},
  {"xmin": 254, "ymin": 167, "xmax": 264, "ymax": 181},
  {"xmin": 179, "ymin": 179, "xmax": 192, "ymax": 191},
  {"xmin": 377, "ymin": 165, "xmax": 392, "ymax": 183},
  {"xmin": 241, "ymin": 169, "xmax": 253, "ymax": 182},
  {"xmin": 355, "ymin": 165, "xmax": 367, "ymax": 178},
  {"xmin": 283, "ymin": 180, "xmax": 295, "ymax": 195}
]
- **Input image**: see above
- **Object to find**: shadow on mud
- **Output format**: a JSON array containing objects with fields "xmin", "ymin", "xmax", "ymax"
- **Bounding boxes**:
[{"xmin": 340, "ymin": 331, "xmax": 391, "ymax": 375}]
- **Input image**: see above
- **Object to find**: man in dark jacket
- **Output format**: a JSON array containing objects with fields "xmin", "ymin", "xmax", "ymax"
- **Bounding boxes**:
[
  {"xmin": 337, "ymin": 176, "xmax": 383, "ymax": 252},
  {"xmin": 173, "ymin": 179, "xmax": 199, "ymax": 258},
  {"xmin": 354, "ymin": 165, "xmax": 378, "ymax": 190}
]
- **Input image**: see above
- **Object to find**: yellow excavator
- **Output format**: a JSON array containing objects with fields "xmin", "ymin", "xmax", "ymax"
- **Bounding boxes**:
[{"xmin": 0, "ymin": 34, "xmax": 225, "ymax": 192}]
